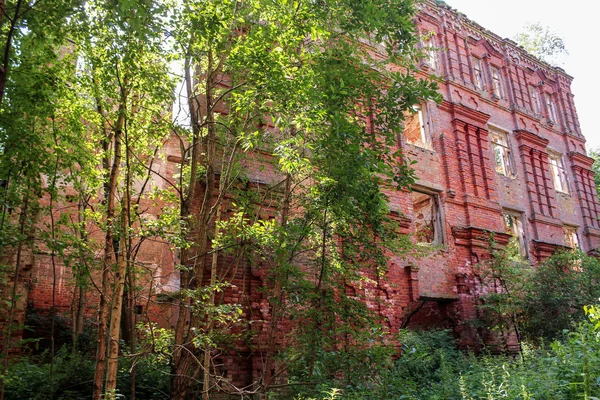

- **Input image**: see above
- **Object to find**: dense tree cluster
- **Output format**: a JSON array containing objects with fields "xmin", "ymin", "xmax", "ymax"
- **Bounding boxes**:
[{"xmin": 0, "ymin": 0, "xmax": 439, "ymax": 398}]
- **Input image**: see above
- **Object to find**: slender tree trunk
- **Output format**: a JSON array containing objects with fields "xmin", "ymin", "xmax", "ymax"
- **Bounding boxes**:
[
  {"xmin": 121, "ymin": 264, "xmax": 136, "ymax": 399},
  {"xmin": 105, "ymin": 119, "xmax": 132, "ymax": 394},
  {"xmin": 0, "ymin": 0, "xmax": 22, "ymax": 107},
  {"xmin": 104, "ymin": 237, "xmax": 127, "ymax": 393},
  {"xmin": 171, "ymin": 54, "xmax": 202, "ymax": 400},
  {"xmin": 92, "ymin": 102, "xmax": 123, "ymax": 400},
  {"xmin": 0, "ymin": 188, "xmax": 30, "ymax": 400},
  {"xmin": 263, "ymin": 172, "xmax": 292, "ymax": 392},
  {"xmin": 201, "ymin": 206, "xmax": 222, "ymax": 400},
  {"xmin": 172, "ymin": 48, "xmax": 220, "ymax": 400},
  {"xmin": 72, "ymin": 198, "xmax": 88, "ymax": 354},
  {"xmin": 48, "ymin": 137, "xmax": 60, "ymax": 399},
  {"xmin": 309, "ymin": 201, "xmax": 329, "ymax": 378},
  {"xmin": 71, "ymin": 286, "xmax": 86, "ymax": 353},
  {"xmin": 92, "ymin": 195, "xmax": 114, "ymax": 399}
]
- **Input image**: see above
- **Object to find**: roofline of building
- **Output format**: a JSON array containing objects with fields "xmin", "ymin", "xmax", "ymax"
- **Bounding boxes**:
[{"xmin": 422, "ymin": 0, "xmax": 574, "ymax": 81}]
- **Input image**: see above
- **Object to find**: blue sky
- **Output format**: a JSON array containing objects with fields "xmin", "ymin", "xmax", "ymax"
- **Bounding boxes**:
[{"xmin": 446, "ymin": 0, "xmax": 600, "ymax": 150}]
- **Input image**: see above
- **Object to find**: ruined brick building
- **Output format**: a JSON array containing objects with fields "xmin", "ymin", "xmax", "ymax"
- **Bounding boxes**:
[
  {"xmin": 379, "ymin": 0, "xmax": 600, "ymax": 345},
  {"xmin": 10, "ymin": 0, "xmax": 600, "ymax": 389}
]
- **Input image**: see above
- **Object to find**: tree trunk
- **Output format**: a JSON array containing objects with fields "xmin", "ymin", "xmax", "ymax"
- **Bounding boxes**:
[
  {"xmin": 104, "ymin": 240, "xmax": 127, "ymax": 392},
  {"xmin": 71, "ymin": 286, "xmax": 86, "ymax": 353},
  {"xmin": 105, "ymin": 114, "xmax": 132, "ymax": 394},
  {"xmin": 263, "ymin": 172, "xmax": 292, "ymax": 392},
  {"xmin": 171, "ymin": 48, "xmax": 220, "ymax": 400},
  {"xmin": 201, "ymin": 206, "xmax": 222, "ymax": 400},
  {"xmin": 170, "ymin": 50, "xmax": 207, "ymax": 398},
  {"xmin": 0, "ymin": 188, "xmax": 30, "ymax": 400},
  {"xmin": 92, "ymin": 93, "xmax": 124, "ymax": 399},
  {"xmin": 0, "ymin": 0, "xmax": 22, "ymax": 107}
]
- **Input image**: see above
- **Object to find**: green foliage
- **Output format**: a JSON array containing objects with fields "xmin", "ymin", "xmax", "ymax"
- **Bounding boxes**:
[
  {"xmin": 514, "ymin": 22, "xmax": 568, "ymax": 66},
  {"xmin": 9, "ymin": 311, "xmax": 600, "ymax": 400},
  {"xmin": 2, "ymin": 350, "xmax": 95, "ymax": 400},
  {"xmin": 521, "ymin": 251, "xmax": 600, "ymax": 341},
  {"xmin": 276, "ymin": 322, "xmax": 600, "ymax": 400},
  {"xmin": 3, "ymin": 0, "xmax": 434, "ymax": 397},
  {"xmin": 478, "ymin": 247, "xmax": 600, "ymax": 345},
  {"xmin": 2, "ymin": 347, "xmax": 171, "ymax": 400},
  {"xmin": 589, "ymin": 149, "xmax": 600, "ymax": 201}
]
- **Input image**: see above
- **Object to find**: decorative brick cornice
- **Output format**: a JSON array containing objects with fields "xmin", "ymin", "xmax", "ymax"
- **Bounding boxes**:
[
  {"xmin": 583, "ymin": 226, "xmax": 600, "ymax": 238},
  {"xmin": 452, "ymin": 226, "xmax": 511, "ymax": 248},
  {"xmin": 568, "ymin": 152, "xmax": 595, "ymax": 169},
  {"xmin": 514, "ymin": 129, "xmax": 549, "ymax": 150},
  {"xmin": 528, "ymin": 212, "xmax": 564, "ymax": 228},
  {"xmin": 535, "ymin": 69, "xmax": 556, "ymax": 85},
  {"xmin": 439, "ymin": 100, "xmax": 490, "ymax": 126},
  {"xmin": 531, "ymin": 240, "xmax": 562, "ymax": 261},
  {"xmin": 468, "ymin": 37, "xmax": 504, "ymax": 61},
  {"xmin": 422, "ymin": 0, "xmax": 573, "ymax": 81}
]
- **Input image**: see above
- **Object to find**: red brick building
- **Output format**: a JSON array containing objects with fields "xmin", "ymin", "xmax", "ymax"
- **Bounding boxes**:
[
  {"xmin": 376, "ymin": 0, "xmax": 600, "ymax": 347},
  {"xmin": 9, "ymin": 0, "xmax": 600, "ymax": 390}
]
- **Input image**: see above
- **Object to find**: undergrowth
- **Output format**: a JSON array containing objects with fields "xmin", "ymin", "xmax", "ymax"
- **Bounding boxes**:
[{"xmin": 276, "ymin": 322, "xmax": 600, "ymax": 400}]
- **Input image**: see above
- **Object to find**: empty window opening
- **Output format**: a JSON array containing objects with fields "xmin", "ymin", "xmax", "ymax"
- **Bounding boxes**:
[
  {"xmin": 490, "ymin": 129, "xmax": 514, "ymax": 176},
  {"xmin": 564, "ymin": 226, "xmax": 579, "ymax": 249},
  {"xmin": 404, "ymin": 104, "xmax": 431, "ymax": 149},
  {"xmin": 473, "ymin": 57, "xmax": 484, "ymax": 90},
  {"xmin": 549, "ymin": 152, "xmax": 569, "ymax": 193},
  {"xmin": 504, "ymin": 213, "xmax": 527, "ymax": 258},
  {"xmin": 412, "ymin": 191, "xmax": 443, "ymax": 244},
  {"xmin": 491, "ymin": 67, "xmax": 503, "ymax": 98},
  {"xmin": 529, "ymin": 85, "xmax": 541, "ymax": 114},
  {"xmin": 421, "ymin": 34, "xmax": 438, "ymax": 70},
  {"xmin": 545, "ymin": 93, "xmax": 558, "ymax": 122}
]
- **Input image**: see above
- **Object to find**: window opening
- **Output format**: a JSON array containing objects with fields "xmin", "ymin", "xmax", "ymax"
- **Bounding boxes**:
[
  {"xmin": 473, "ymin": 57, "xmax": 484, "ymax": 90},
  {"xmin": 529, "ymin": 85, "xmax": 541, "ymax": 114},
  {"xmin": 404, "ymin": 104, "xmax": 432, "ymax": 149},
  {"xmin": 546, "ymin": 93, "xmax": 558, "ymax": 122},
  {"xmin": 504, "ymin": 213, "xmax": 527, "ymax": 258},
  {"xmin": 490, "ymin": 129, "xmax": 513, "ymax": 176},
  {"xmin": 549, "ymin": 152, "xmax": 569, "ymax": 193},
  {"xmin": 564, "ymin": 226, "xmax": 579, "ymax": 249},
  {"xmin": 422, "ymin": 35, "xmax": 438, "ymax": 70},
  {"xmin": 491, "ymin": 66, "xmax": 503, "ymax": 98},
  {"xmin": 412, "ymin": 191, "xmax": 443, "ymax": 245}
]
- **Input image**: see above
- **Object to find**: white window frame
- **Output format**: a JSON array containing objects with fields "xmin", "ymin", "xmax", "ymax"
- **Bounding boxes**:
[
  {"xmin": 503, "ymin": 212, "xmax": 527, "ymax": 258},
  {"xmin": 473, "ymin": 57, "xmax": 484, "ymax": 90},
  {"xmin": 490, "ymin": 128, "xmax": 514, "ymax": 177},
  {"xmin": 411, "ymin": 189, "xmax": 444, "ymax": 245},
  {"xmin": 564, "ymin": 226, "xmax": 579, "ymax": 249},
  {"xmin": 491, "ymin": 66, "xmax": 503, "ymax": 98},
  {"xmin": 548, "ymin": 152, "xmax": 569, "ymax": 194},
  {"xmin": 545, "ymin": 93, "xmax": 558, "ymax": 123},
  {"xmin": 405, "ymin": 104, "xmax": 432, "ymax": 150},
  {"xmin": 529, "ymin": 85, "xmax": 541, "ymax": 114}
]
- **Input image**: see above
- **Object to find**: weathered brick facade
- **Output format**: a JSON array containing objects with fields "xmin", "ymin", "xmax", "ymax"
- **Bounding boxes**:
[
  {"xmin": 377, "ymin": 0, "xmax": 600, "ymax": 348},
  {"xmin": 8, "ymin": 0, "xmax": 600, "ymax": 391}
]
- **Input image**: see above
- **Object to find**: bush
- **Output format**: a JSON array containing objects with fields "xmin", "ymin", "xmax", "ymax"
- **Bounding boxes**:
[
  {"xmin": 274, "ymin": 321, "xmax": 600, "ymax": 400},
  {"xmin": 477, "ymin": 248, "xmax": 600, "ymax": 347},
  {"xmin": 521, "ymin": 250, "xmax": 600, "ymax": 341},
  {"xmin": 2, "ymin": 346, "xmax": 171, "ymax": 400},
  {"xmin": 3, "ymin": 349, "xmax": 95, "ymax": 400}
]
